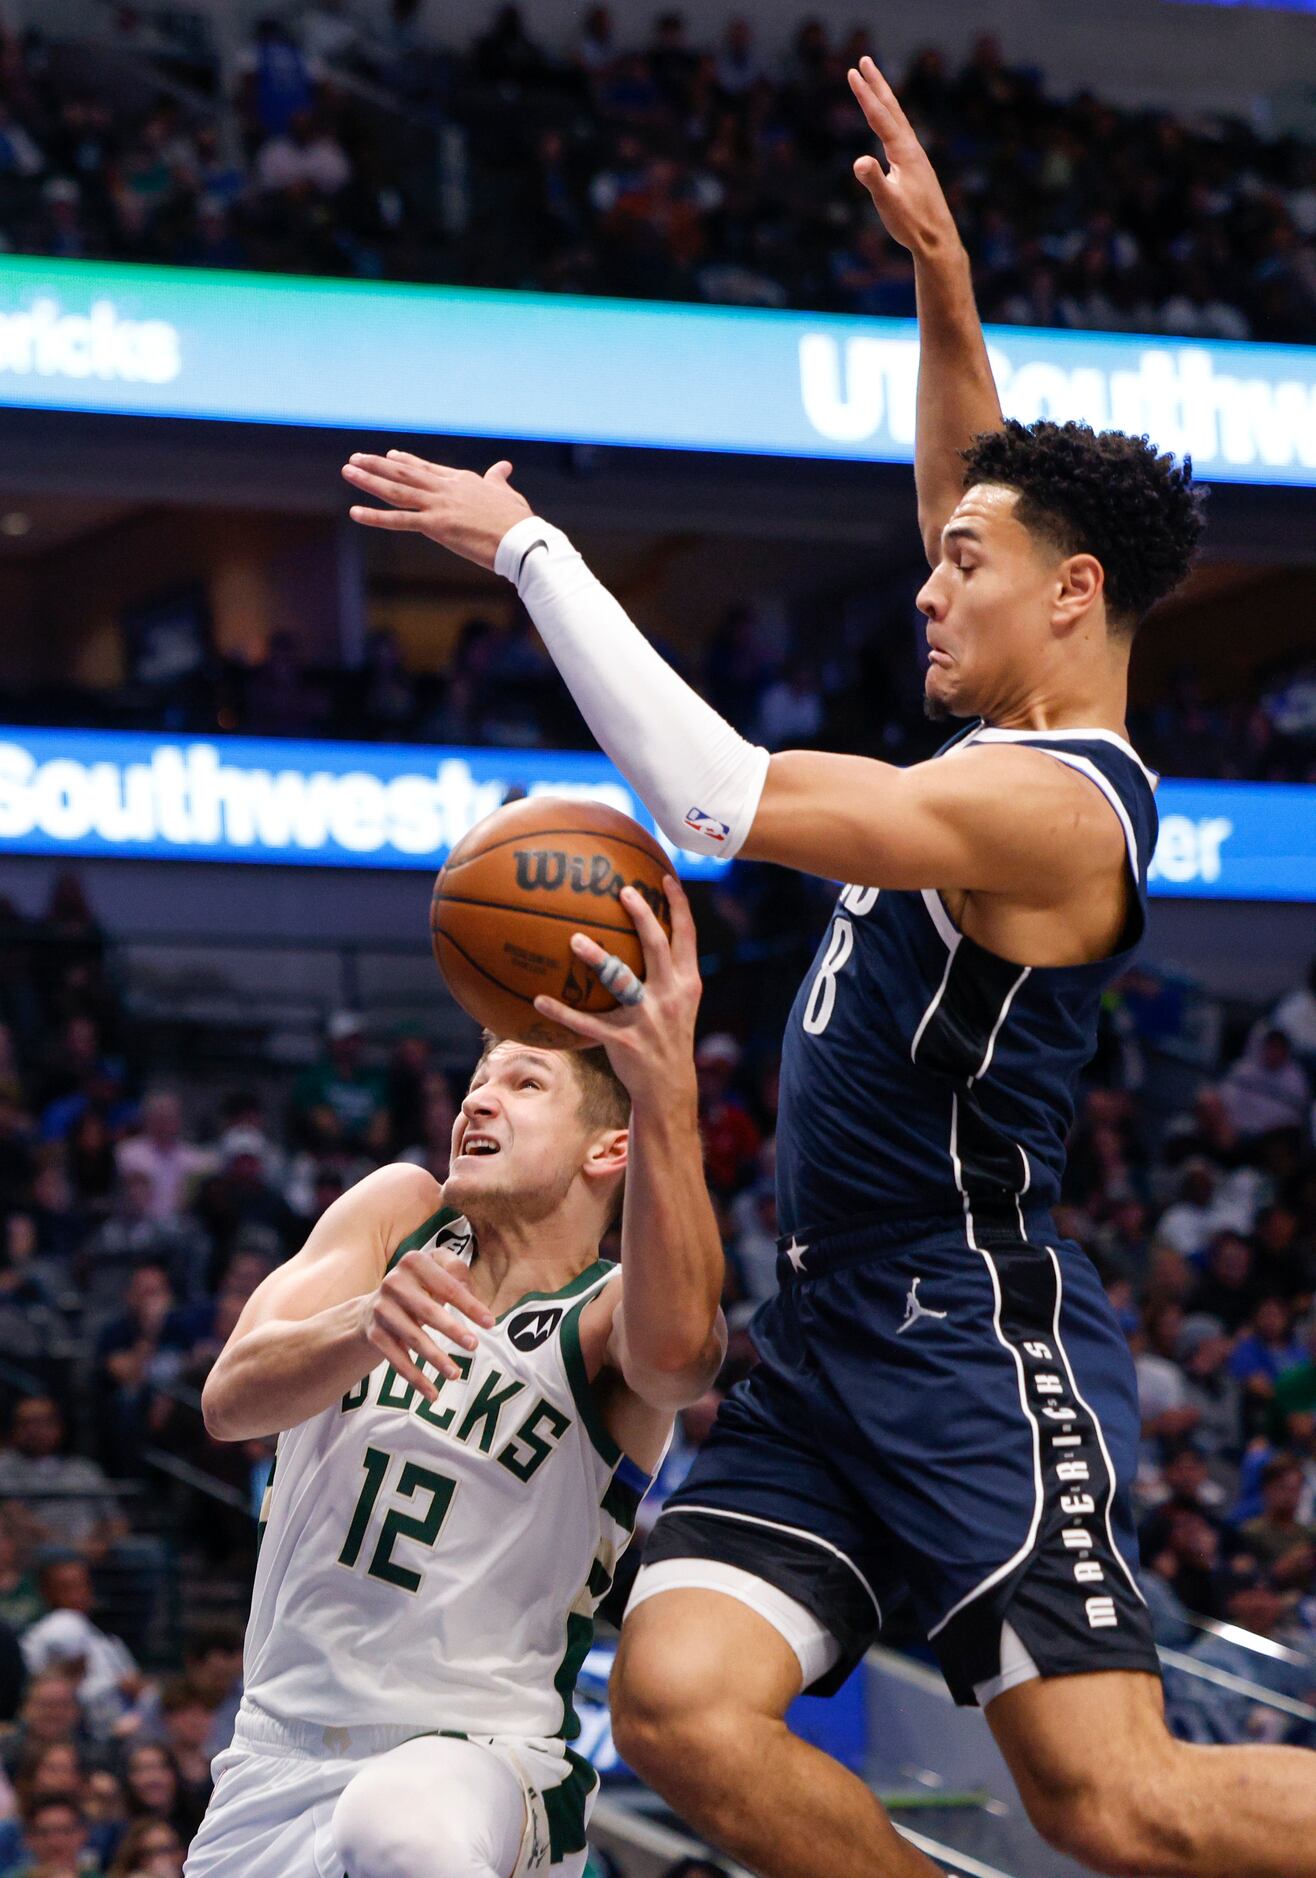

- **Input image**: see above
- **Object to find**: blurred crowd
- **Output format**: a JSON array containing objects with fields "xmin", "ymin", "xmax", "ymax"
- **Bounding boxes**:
[
  {"xmin": 6, "ymin": 603, "xmax": 1315, "ymax": 786},
  {"xmin": 2, "ymin": 4, "xmax": 1314, "ymax": 340},
  {"xmin": 0, "ymin": 848, "xmax": 1310, "ymax": 1870}
]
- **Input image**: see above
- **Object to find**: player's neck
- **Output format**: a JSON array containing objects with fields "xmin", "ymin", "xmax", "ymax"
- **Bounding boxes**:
[
  {"xmin": 983, "ymin": 627, "xmax": 1126, "ymax": 728},
  {"xmin": 462, "ymin": 1213, "xmax": 602, "ymax": 1315}
]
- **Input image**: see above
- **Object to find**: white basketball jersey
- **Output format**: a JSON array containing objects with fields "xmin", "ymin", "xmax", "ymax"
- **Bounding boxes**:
[{"xmin": 242, "ymin": 1209, "xmax": 652, "ymax": 1753}]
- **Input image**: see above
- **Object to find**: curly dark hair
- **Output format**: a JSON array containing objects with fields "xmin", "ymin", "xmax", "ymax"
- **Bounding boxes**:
[{"xmin": 961, "ymin": 419, "xmax": 1205, "ymax": 631}]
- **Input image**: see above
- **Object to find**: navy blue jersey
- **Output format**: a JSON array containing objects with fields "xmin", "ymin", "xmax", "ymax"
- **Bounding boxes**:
[{"xmin": 776, "ymin": 725, "xmax": 1158, "ymax": 1239}]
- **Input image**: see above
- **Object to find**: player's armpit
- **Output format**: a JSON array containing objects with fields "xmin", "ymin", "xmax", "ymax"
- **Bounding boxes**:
[
  {"xmin": 743, "ymin": 742, "xmax": 1126, "ymax": 900},
  {"xmin": 579, "ymin": 1284, "xmax": 725, "ymax": 1473},
  {"xmin": 202, "ymin": 1163, "xmax": 450, "ymax": 1441},
  {"xmin": 233, "ymin": 1162, "xmax": 444, "ymax": 1333}
]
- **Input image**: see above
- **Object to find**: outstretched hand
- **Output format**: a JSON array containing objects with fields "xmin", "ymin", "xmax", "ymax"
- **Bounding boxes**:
[
  {"xmin": 534, "ymin": 875, "xmax": 702, "ymax": 1111},
  {"xmin": 342, "ymin": 450, "xmax": 532, "ymax": 570},
  {"xmin": 848, "ymin": 55, "xmax": 959, "ymax": 258}
]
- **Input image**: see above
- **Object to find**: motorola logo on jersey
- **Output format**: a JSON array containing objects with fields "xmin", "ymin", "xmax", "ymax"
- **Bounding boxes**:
[{"xmin": 507, "ymin": 1307, "xmax": 564, "ymax": 1351}]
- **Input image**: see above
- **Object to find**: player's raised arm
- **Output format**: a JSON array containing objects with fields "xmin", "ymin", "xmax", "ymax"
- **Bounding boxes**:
[
  {"xmin": 847, "ymin": 55, "xmax": 1004, "ymax": 564},
  {"xmin": 534, "ymin": 876, "xmax": 726, "ymax": 1420},
  {"xmin": 201, "ymin": 1162, "xmax": 495, "ymax": 1441}
]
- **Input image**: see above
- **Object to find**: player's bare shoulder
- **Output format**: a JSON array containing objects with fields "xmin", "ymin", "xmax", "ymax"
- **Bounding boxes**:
[{"xmin": 941, "ymin": 740, "xmax": 1128, "ymax": 891}]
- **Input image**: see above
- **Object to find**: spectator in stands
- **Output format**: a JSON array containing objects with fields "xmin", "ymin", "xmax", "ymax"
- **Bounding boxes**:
[
  {"xmin": 79, "ymin": 1771, "xmax": 125, "ymax": 1870},
  {"xmin": 1272, "ymin": 1317, "xmax": 1316, "ymax": 1442},
  {"xmin": 241, "ymin": 632, "xmax": 323, "ymax": 738},
  {"xmin": 1177, "ymin": 1319, "xmax": 1243, "ymax": 1465},
  {"xmin": 289, "ymin": 1013, "xmax": 387, "ymax": 1154},
  {"xmin": 237, "ymin": 17, "xmax": 321, "ymax": 138},
  {"xmin": 0, "ymin": 1745, "xmax": 88, "ymax": 1870},
  {"xmin": 1238, "ymin": 1455, "xmax": 1316, "ymax": 1587},
  {"xmin": 93, "ymin": 1264, "xmax": 191, "ymax": 1476},
  {"xmin": 150, "ymin": 1684, "xmax": 210, "ymax": 1839},
  {"xmin": 354, "ymin": 630, "xmax": 415, "ymax": 739},
  {"xmin": 81, "ymin": 1173, "xmax": 205, "ymax": 1316},
  {"xmin": 254, "ymin": 107, "xmax": 351, "ymax": 200},
  {"xmin": 0, "ymin": 1400, "xmax": 126, "ymax": 1568},
  {"xmin": 21, "ymin": 1555, "xmax": 146, "ymax": 1743},
  {"xmin": 121, "ymin": 1745, "xmax": 188, "ymax": 1844},
  {"xmin": 1253, "ymin": 1203, "xmax": 1314, "ymax": 1303},
  {"xmin": 1232, "ymin": 1297, "xmax": 1308, "ymax": 1407},
  {"xmin": 1163, "ymin": 1557, "xmax": 1316, "ymax": 1744},
  {"xmin": 108, "ymin": 1817, "xmax": 184, "ymax": 1877},
  {"xmin": 1, "ymin": 1674, "xmax": 89, "ymax": 1781},
  {"xmin": 175, "ymin": 1628, "xmax": 241, "ymax": 1761},
  {"xmin": 114, "ymin": 1095, "xmax": 209, "ymax": 1229},
  {"xmin": 694, "ymin": 1035, "xmax": 760, "ymax": 1195},
  {"xmin": 398, "ymin": 1071, "xmax": 457, "ymax": 1184},
  {"xmin": 0, "ymin": 1790, "xmax": 100, "ymax": 1877},
  {"xmin": 1220, "ymin": 1028, "xmax": 1311, "ymax": 1141},
  {"xmin": 1141, "ymin": 1496, "xmax": 1222, "ymax": 1618},
  {"xmin": 191, "ymin": 1138, "xmax": 295, "ymax": 1291},
  {"xmin": 1269, "ymin": 956, "xmax": 1316, "ymax": 1072},
  {"xmin": 0, "ymin": 1530, "xmax": 41, "ymax": 1636},
  {"xmin": 1189, "ymin": 1230, "xmax": 1261, "ymax": 1333}
]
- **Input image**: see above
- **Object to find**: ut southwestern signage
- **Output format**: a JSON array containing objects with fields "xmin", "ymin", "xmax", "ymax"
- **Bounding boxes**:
[
  {"xmin": 0, "ymin": 729, "xmax": 727, "ymax": 881},
  {"xmin": 0, "ymin": 728, "xmax": 1312, "ymax": 901},
  {"xmin": 0, "ymin": 257, "xmax": 1314, "ymax": 487}
]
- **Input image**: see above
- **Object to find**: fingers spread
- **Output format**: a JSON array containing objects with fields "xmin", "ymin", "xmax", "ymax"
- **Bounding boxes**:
[
  {"xmin": 342, "ymin": 464, "xmax": 428, "ymax": 508},
  {"xmin": 619, "ymin": 885, "xmax": 671, "ymax": 984},
  {"xmin": 386, "ymin": 449, "xmax": 456, "ymax": 477},
  {"xmin": 349, "ymin": 506, "xmax": 420, "ymax": 531},
  {"xmin": 663, "ymin": 873, "xmax": 699, "ymax": 971},
  {"xmin": 378, "ymin": 1335, "xmax": 448, "ymax": 1399}
]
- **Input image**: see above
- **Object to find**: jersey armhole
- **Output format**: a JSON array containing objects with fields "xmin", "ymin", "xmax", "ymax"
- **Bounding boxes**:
[
  {"xmin": 384, "ymin": 1204, "xmax": 463, "ymax": 1274},
  {"xmin": 1030, "ymin": 748, "xmax": 1148, "ymax": 951},
  {"xmin": 559, "ymin": 1293, "xmax": 623, "ymax": 1468}
]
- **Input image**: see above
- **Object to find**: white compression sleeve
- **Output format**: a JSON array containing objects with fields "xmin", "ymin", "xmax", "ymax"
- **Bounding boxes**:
[{"xmin": 494, "ymin": 516, "xmax": 769, "ymax": 859}]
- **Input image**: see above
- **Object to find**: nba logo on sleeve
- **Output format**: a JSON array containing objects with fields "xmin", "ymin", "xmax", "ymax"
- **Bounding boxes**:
[{"xmin": 684, "ymin": 807, "xmax": 730, "ymax": 842}]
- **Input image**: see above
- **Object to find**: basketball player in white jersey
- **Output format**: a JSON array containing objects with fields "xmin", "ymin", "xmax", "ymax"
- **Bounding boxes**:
[{"xmin": 186, "ymin": 878, "xmax": 725, "ymax": 1878}]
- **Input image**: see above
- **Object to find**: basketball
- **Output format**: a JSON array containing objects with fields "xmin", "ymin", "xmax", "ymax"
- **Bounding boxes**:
[{"xmin": 431, "ymin": 797, "xmax": 673, "ymax": 1046}]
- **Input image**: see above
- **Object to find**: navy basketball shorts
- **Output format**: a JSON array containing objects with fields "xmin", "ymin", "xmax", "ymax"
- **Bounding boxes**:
[{"xmin": 641, "ymin": 1207, "xmax": 1159, "ymax": 1706}]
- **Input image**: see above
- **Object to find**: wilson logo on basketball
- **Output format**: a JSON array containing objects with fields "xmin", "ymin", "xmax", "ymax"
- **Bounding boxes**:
[{"xmin": 513, "ymin": 848, "xmax": 665, "ymax": 915}]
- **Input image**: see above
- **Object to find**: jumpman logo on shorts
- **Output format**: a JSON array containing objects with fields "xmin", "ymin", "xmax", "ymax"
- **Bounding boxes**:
[{"xmin": 897, "ymin": 1277, "xmax": 948, "ymax": 1335}]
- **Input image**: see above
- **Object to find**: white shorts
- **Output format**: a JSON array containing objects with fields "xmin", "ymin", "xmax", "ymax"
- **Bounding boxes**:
[{"xmin": 184, "ymin": 1701, "xmax": 593, "ymax": 1878}]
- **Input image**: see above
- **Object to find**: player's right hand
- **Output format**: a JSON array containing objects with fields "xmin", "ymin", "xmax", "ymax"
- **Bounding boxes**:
[
  {"xmin": 356, "ymin": 1249, "xmax": 495, "ymax": 1403},
  {"xmin": 848, "ymin": 55, "xmax": 959, "ymax": 258}
]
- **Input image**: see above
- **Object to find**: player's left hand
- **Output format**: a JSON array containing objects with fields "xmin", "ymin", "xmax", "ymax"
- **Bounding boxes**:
[
  {"xmin": 848, "ymin": 54, "xmax": 959, "ymax": 259},
  {"xmin": 533, "ymin": 876, "xmax": 701, "ymax": 1112},
  {"xmin": 341, "ymin": 450, "xmax": 532, "ymax": 569}
]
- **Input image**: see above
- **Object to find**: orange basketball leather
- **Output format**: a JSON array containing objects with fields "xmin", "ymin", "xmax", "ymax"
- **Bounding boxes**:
[{"xmin": 432, "ymin": 797, "xmax": 673, "ymax": 1047}]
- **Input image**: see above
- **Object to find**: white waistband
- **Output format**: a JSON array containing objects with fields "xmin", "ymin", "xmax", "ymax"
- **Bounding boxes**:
[{"xmin": 232, "ymin": 1699, "xmax": 444, "ymax": 1760}]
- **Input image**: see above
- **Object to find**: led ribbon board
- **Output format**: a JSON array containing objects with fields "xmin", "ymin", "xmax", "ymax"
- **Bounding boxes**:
[
  {"xmin": 0, "ymin": 258, "xmax": 1313, "ymax": 485},
  {"xmin": 0, "ymin": 729, "xmax": 1312, "ymax": 899}
]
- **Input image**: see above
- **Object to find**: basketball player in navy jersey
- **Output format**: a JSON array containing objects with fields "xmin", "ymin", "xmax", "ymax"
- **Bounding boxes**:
[{"xmin": 342, "ymin": 55, "xmax": 1316, "ymax": 1878}]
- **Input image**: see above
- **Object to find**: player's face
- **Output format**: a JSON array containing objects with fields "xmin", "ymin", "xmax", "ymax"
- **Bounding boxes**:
[
  {"xmin": 916, "ymin": 485, "xmax": 1063, "ymax": 721},
  {"xmin": 445, "ymin": 1043, "xmax": 599, "ymax": 1222}
]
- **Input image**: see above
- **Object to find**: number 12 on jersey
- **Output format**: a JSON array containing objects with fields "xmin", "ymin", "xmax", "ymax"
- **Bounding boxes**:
[
  {"xmin": 802, "ymin": 885, "xmax": 879, "ymax": 1035},
  {"xmin": 338, "ymin": 1446, "xmax": 458, "ymax": 1594}
]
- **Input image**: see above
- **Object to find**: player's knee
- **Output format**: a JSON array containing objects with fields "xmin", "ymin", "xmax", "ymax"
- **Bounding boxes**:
[
  {"xmin": 331, "ymin": 1762, "xmax": 503, "ymax": 1878},
  {"xmin": 1022, "ymin": 1753, "xmax": 1197, "ymax": 1877},
  {"xmin": 611, "ymin": 1648, "xmax": 743, "ymax": 1805}
]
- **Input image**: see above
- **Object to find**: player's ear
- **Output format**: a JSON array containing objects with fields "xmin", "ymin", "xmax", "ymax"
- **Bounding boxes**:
[
  {"xmin": 1053, "ymin": 552, "xmax": 1103, "ymax": 631},
  {"xmin": 583, "ymin": 1127, "xmax": 628, "ymax": 1184}
]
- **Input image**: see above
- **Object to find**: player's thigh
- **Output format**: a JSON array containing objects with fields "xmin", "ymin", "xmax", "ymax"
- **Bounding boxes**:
[
  {"xmin": 331, "ymin": 1734, "xmax": 527, "ymax": 1878},
  {"xmin": 185, "ymin": 1746, "xmax": 342, "ymax": 1878},
  {"xmin": 613, "ymin": 1586, "xmax": 806, "ymax": 1738}
]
